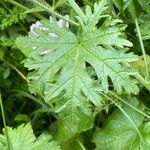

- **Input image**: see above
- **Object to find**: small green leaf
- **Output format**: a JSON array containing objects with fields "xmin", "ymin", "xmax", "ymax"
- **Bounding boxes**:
[
  {"xmin": 0, "ymin": 123, "xmax": 60, "ymax": 150},
  {"xmin": 14, "ymin": 114, "xmax": 31, "ymax": 123}
]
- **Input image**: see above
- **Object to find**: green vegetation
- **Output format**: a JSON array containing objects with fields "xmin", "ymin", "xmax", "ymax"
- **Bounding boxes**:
[{"xmin": 0, "ymin": 0, "xmax": 150, "ymax": 149}]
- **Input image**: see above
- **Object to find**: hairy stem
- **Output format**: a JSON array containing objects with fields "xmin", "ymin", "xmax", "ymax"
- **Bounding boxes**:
[
  {"xmin": 31, "ymin": 0, "xmax": 79, "ymax": 26},
  {"xmin": 7, "ymin": 0, "xmax": 45, "ymax": 20}
]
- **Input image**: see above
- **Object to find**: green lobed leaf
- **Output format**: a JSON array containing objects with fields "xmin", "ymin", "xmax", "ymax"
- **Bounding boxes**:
[
  {"xmin": 16, "ymin": 1, "xmax": 139, "ymax": 142},
  {"xmin": 0, "ymin": 123, "xmax": 60, "ymax": 150}
]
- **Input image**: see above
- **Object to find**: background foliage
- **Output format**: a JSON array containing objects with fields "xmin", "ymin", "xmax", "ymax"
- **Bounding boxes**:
[{"xmin": 0, "ymin": 0, "xmax": 150, "ymax": 149}]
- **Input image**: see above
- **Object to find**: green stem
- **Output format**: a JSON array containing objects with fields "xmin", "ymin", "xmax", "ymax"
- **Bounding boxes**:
[
  {"xmin": 135, "ymin": 19, "xmax": 149, "ymax": 80},
  {"xmin": 0, "ymin": 0, "xmax": 10, "ymax": 12},
  {"xmin": 12, "ymin": 90, "xmax": 50, "ymax": 108},
  {"xmin": 134, "ymin": 74, "xmax": 150, "ymax": 91},
  {"xmin": 9, "ymin": 64, "xmax": 29, "ymax": 83},
  {"xmin": 0, "ymin": 94, "xmax": 12, "ymax": 150},
  {"xmin": 67, "ymin": 0, "xmax": 87, "ymax": 23},
  {"xmin": 7, "ymin": 0, "xmax": 45, "ymax": 20},
  {"xmin": 109, "ymin": 91, "xmax": 150, "ymax": 119},
  {"xmin": 77, "ymin": 140, "xmax": 86, "ymax": 150},
  {"xmin": 31, "ymin": 0, "xmax": 79, "ymax": 26}
]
